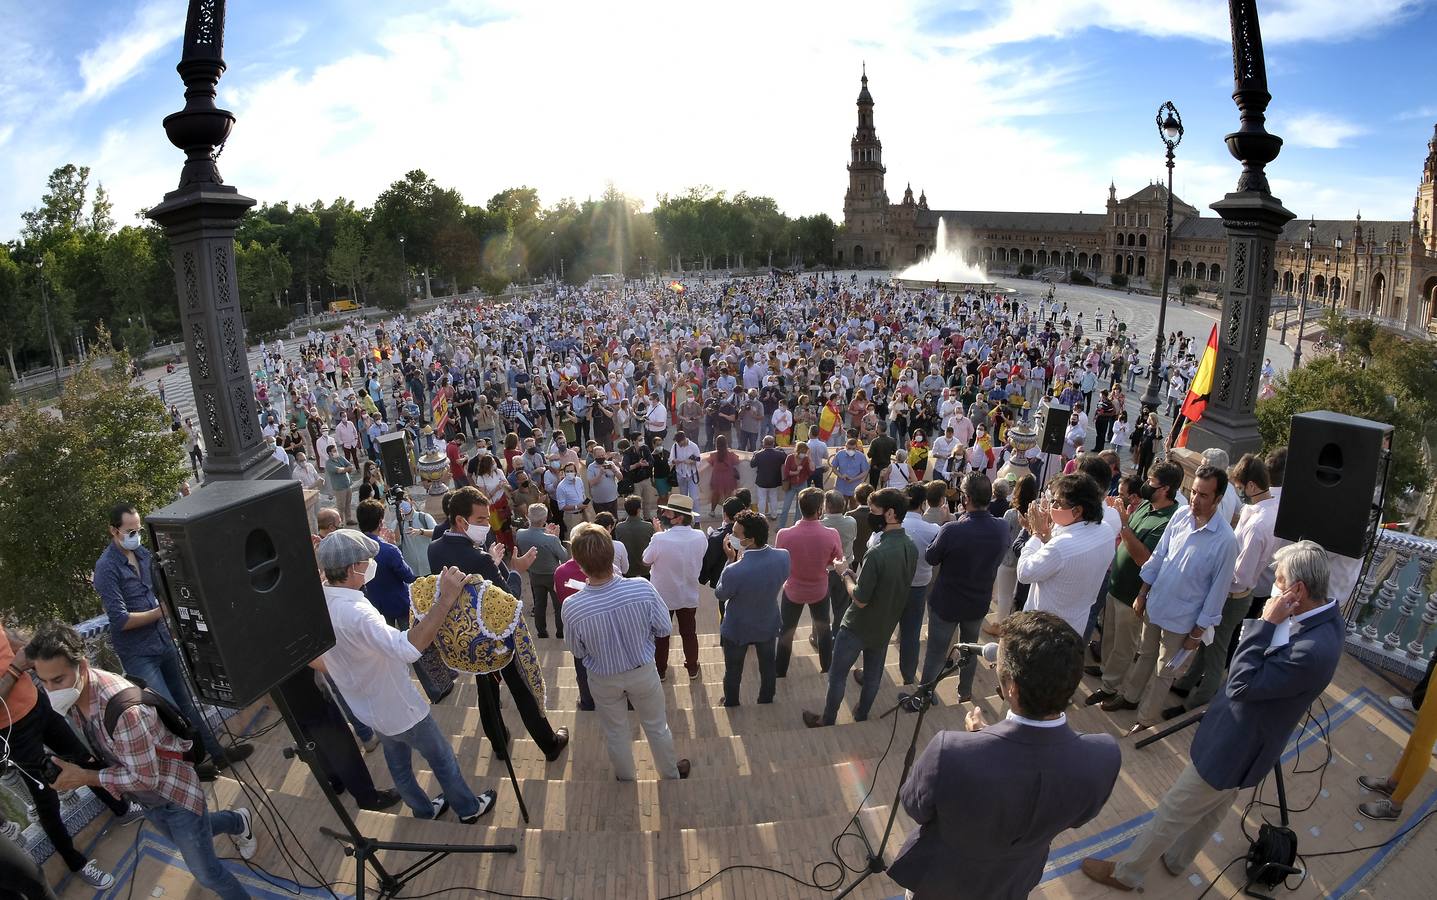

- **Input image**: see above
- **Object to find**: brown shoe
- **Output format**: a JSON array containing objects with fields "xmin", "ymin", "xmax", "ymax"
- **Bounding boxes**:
[
  {"xmin": 802, "ymin": 710, "xmax": 826, "ymax": 728},
  {"xmin": 677, "ymin": 759, "xmax": 692, "ymax": 779},
  {"xmin": 1357, "ymin": 775, "xmax": 1394, "ymax": 797},
  {"xmin": 1080, "ymin": 857, "xmax": 1133, "ymax": 891},
  {"xmin": 544, "ymin": 727, "xmax": 570, "ymax": 762},
  {"xmin": 852, "ymin": 668, "xmax": 864, "ymax": 687},
  {"xmin": 1100, "ymin": 695, "xmax": 1138, "ymax": 712}
]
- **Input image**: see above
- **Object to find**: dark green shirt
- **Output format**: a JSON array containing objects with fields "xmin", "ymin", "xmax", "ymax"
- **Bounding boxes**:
[
  {"xmin": 1109, "ymin": 501, "xmax": 1177, "ymax": 605},
  {"xmin": 842, "ymin": 529, "xmax": 917, "ymax": 648}
]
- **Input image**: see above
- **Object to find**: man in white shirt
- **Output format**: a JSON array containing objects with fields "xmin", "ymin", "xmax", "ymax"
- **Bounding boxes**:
[
  {"xmin": 893, "ymin": 485, "xmax": 943, "ymax": 685},
  {"xmin": 315, "ymin": 530, "xmax": 496, "ymax": 823},
  {"xmin": 670, "ymin": 431, "xmax": 702, "ymax": 505},
  {"xmin": 806, "ymin": 426, "xmax": 830, "ymax": 489},
  {"xmin": 642, "ymin": 494, "xmax": 709, "ymax": 680},
  {"xmin": 930, "ymin": 426, "xmax": 959, "ymax": 483},
  {"xmin": 1168, "ymin": 454, "xmax": 1280, "ymax": 717}
]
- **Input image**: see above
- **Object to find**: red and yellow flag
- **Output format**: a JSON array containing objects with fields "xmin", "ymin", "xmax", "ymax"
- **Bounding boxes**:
[
  {"xmin": 1175, "ymin": 325, "xmax": 1218, "ymax": 448},
  {"xmin": 818, "ymin": 399, "xmax": 842, "ymax": 441}
]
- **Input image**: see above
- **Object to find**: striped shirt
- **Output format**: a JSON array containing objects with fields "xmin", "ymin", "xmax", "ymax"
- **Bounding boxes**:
[{"xmin": 562, "ymin": 575, "xmax": 673, "ymax": 677}]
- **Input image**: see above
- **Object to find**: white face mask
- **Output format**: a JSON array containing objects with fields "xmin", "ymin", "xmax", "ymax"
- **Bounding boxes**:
[
  {"xmin": 119, "ymin": 531, "xmax": 142, "ymax": 551},
  {"xmin": 361, "ymin": 559, "xmax": 377, "ymax": 584},
  {"xmin": 48, "ymin": 665, "xmax": 87, "ymax": 716},
  {"xmin": 465, "ymin": 521, "xmax": 490, "ymax": 544}
]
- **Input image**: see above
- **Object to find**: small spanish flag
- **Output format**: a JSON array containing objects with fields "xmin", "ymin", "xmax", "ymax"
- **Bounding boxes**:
[
  {"xmin": 818, "ymin": 398, "xmax": 843, "ymax": 441},
  {"xmin": 1175, "ymin": 325, "xmax": 1218, "ymax": 448}
]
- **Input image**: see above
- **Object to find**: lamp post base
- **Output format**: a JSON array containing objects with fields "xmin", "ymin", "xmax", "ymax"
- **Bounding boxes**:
[{"xmin": 1182, "ymin": 406, "xmax": 1263, "ymax": 460}]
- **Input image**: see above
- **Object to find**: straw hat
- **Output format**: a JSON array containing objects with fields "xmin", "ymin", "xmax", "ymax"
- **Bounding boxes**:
[{"xmin": 659, "ymin": 494, "xmax": 696, "ymax": 517}]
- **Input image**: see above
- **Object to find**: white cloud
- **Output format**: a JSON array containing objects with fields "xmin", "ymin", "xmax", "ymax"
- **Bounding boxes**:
[
  {"xmin": 1280, "ymin": 112, "xmax": 1367, "ymax": 149},
  {"xmin": 70, "ymin": 0, "xmax": 182, "ymax": 104},
  {"xmin": 955, "ymin": 0, "xmax": 1425, "ymax": 47}
]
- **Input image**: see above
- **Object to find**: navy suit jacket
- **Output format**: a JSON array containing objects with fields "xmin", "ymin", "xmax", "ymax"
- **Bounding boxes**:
[
  {"xmin": 1190, "ymin": 604, "xmax": 1344, "ymax": 790},
  {"xmin": 888, "ymin": 718, "xmax": 1121, "ymax": 899}
]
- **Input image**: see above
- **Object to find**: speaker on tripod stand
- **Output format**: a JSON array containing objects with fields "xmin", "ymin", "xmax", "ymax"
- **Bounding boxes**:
[{"xmin": 148, "ymin": 479, "xmax": 516, "ymax": 898}]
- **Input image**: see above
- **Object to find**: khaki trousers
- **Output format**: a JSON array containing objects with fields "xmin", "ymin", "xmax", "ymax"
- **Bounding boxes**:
[
  {"xmin": 1113, "ymin": 762, "xmax": 1237, "ymax": 887},
  {"xmin": 1099, "ymin": 594, "xmax": 1142, "ymax": 695},
  {"xmin": 1120, "ymin": 618, "xmax": 1188, "ymax": 727}
]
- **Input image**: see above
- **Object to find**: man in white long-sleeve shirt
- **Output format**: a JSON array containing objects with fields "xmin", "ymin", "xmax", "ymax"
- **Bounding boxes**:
[
  {"xmin": 1168, "ymin": 453, "xmax": 1280, "ymax": 716},
  {"xmin": 1017, "ymin": 473, "xmax": 1117, "ymax": 638}
]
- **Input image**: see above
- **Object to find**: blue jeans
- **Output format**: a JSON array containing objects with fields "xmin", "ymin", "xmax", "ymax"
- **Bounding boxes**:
[
  {"xmin": 778, "ymin": 486, "xmax": 803, "ymax": 527},
  {"xmin": 120, "ymin": 646, "xmax": 226, "ymax": 759},
  {"xmin": 919, "ymin": 612, "xmax": 984, "ymax": 700},
  {"xmin": 822, "ymin": 627, "xmax": 888, "ymax": 725},
  {"xmin": 144, "ymin": 801, "xmax": 248, "ymax": 900},
  {"xmin": 380, "ymin": 713, "xmax": 481, "ymax": 819},
  {"xmin": 896, "ymin": 583, "xmax": 930, "ymax": 684}
]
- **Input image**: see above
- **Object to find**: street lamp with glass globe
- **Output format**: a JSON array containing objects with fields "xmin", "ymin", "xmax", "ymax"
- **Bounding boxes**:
[
  {"xmin": 1140, "ymin": 101, "xmax": 1184, "ymax": 414},
  {"xmin": 1332, "ymin": 235, "xmax": 1343, "ymax": 309}
]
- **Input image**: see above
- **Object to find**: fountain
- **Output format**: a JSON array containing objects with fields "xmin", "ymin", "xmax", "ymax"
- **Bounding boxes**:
[{"xmin": 895, "ymin": 218, "xmax": 1006, "ymax": 293}]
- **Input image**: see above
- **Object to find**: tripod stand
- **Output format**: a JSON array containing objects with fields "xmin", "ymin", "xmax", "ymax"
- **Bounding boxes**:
[
  {"xmin": 833, "ymin": 645, "xmax": 970, "ymax": 899},
  {"xmin": 270, "ymin": 686, "xmax": 516, "ymax": 899}
]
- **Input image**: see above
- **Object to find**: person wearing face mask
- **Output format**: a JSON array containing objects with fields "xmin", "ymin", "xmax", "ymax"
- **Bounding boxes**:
[
  {"xmin": 26, "ymin": 623, "xmax": 257, "ymax": 898},
  {"xmin": 556, "ymin": 461, "xmax": 590, "ymax": 535},
  {"xmin": 312, "ymin": 531, "xmax": 498, "ymax": 823},
  {"xmin": 1016, "ymin": 474, "xmax": 1119, "ymax": 641},
  {"xmin": 395, "ymin": 492, "xmax": 438, "ymax": 576},
  {"xmin": 1084, "ymin": 462, "xmax": 1181, "ymax": 710},
  {"xmin": 803, "ymin": 488, "xmax": 917, "ymax": 729},
  {"xmin": 94, "ymin": 503, "xmax": 251, "ymax": 775},
  {"xmin": 1, "ymin": 621, "xmax": 140, "ymax": 890},
  {"xmin": 1105, "ymin": 465, "xmax": 1238, "ymax": 737},
  {"xmin": 426, "ymin": 488, "xmax": 562, "ymax": 763},
  {"xmin": 713, "ymin": 510, "xmax": 789, "ymax": 706}
]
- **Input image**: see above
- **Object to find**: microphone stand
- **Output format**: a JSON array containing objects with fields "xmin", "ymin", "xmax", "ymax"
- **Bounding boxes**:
[{"xmin": 833, "ymin": 645, "xmax": 971, "ymax": 899}]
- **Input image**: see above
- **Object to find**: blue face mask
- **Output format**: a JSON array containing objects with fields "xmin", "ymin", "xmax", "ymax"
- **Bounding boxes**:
[{"xmin": 120, "ymin": 531, "xmax": 142, "ymax": 551}]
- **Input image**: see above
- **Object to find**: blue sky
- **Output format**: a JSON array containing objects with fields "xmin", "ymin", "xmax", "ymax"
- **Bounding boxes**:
[{"xmin": 2, "ymin": 0, "xmax": 1435, "ymax": 241}]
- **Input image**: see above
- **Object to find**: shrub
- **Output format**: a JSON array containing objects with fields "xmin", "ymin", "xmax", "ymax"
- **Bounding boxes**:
[
  {"xmin": 1017, "ymin": 263, "xmax": 1035, "ymax": 277},
  {"xmin": 1068, "ymin": 270, "xmax": 1093, "ymax": 286},
  {"xmin": 1180, "ymin": 282, "xmax": 1199, "ymax": 298},
  {"xmin": 1110, "ymin": 272, "xmax": 1129, "ymax": 288},
  {"xmin": 244, "ymin": 302, "xmax": 293, "ymax": 336}
]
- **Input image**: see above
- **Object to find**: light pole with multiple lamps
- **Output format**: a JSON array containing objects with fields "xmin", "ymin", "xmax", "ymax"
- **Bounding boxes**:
[
  {"xmin": 35, "ymin": 258, "xmax": 61, "ymax": 387},
  {"xmin": 1332, "ymin": 234, "xmax": 1344, "ymax": 308},
  {"xmin": 399, "ymin": 235, "xmax": 408, "ymax": 301},
  {"xmin": 1293, "ymin": 216, "xmax": 1315, "ymax": 368},
  {"xmin": 1140, "ymin": 100, "xmax": 1184, "ymax": 413}
]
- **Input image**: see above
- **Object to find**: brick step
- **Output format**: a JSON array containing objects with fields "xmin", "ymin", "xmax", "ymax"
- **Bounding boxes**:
[
  {"xmin": 240, "ymin": 703, "xmax": 958, "ymax": 785},
  {"xmin": 204, "ymin": 776, "xmax": 902, "ymax": 891}
]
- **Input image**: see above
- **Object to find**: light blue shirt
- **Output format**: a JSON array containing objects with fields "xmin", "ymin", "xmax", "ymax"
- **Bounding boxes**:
[
  {"xmin": 832, "ymin": 449, "xmax": 869, "ymax": 495},
  {"xmin": 1140, "ymin": 505, "xmax": 1239, "ymax": 634},
  {"xmin": 555, "ymin": 474, "xmax": 587, "ymax": 511}
]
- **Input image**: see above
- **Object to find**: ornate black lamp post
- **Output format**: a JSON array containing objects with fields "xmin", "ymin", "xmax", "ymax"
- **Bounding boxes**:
[
  {"xmin": 1140, "ymin": 101, "xmax": 1184, "ymax": 413},
  {"xmin": 148, "ymin": 0, "xmax": 281, "ymax": 480},
  {"xmin": 1185, "ymin": 0, "xmax": 1297, "ymax": 458},
  {"xmin": 1293, "ymin": 216, "xmax": 1315, "ymax": 368},
  {"xmin": 1332, "ymin": 234, "xmax": 1344, "ymax": 308}
]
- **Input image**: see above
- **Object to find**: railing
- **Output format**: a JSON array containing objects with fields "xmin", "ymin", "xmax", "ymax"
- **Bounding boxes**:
[
  {"xmin": 1344, "ymin": 529, "xmax": 1437, "ymax": 682},
  {"xmin": 1, "ymin": 614, "xmax": 240, "ymax": 865}
]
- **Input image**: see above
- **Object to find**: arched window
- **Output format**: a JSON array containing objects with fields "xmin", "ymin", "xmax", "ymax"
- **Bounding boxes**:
[
  {"xmin": 1168, "ymin": 258, "xmax": 1178, "ymax": 277},
  {"xmin": 1078, "ymin": 252, "xmax": 1089, "ymax": 270},
  {"xmin": 854, "ymin": 245, "xmax": 864, "ymax": 265},
  {"xmin": 1037, "ymin": 250, "xmax": 1048, "ymax": 268},
  {"xmin": 1371, "ymin": 272, "xmax": 1386, "ymax": 315},
  {"xmin": 1195, "ymin": 262, "xmax": 1206, "ymax": 281},
  {"xmin": 1127, "ymin": 233, "xmax": 1136, "ymax": 247},
  {"xmin": 1137, "ymin": 256, "xmax": 1147, "ymax": 277},
  {"xmin": 1181, "ymin": 260, "xmax": 1193, "ymax": 279},
  {"xmin": 1331, "ymin": 276, "xmax": 1341, "ymax": 301},
  {"xmin": 1281, "ymin": 271, "xmax": 1293, "ymax": 293},
  {"xmin": 1209, "ymin": 264, "xmax": 1221, "ymax": 283},
  {"xmin": 1092, "ymin": 253, "xmax": 1102, "ymax": 271},
  {"xmin": 915, "ymin": 244, "xmax": 925, "ymax": 259},
  {"xmin": 1125, "ymin": 254, "xmax": 1134, "ymax": 275},
  {"xmin": 1023, "ymin": 249, "xmax": 1034, "ymax": 265},
  {"xmin": 1314, "ymin": 275, "xmax": 1326, "ymax": 298},
  {"xmin": 1139, "ymin": 234, "xmax": 1148, "ymax": 248}
]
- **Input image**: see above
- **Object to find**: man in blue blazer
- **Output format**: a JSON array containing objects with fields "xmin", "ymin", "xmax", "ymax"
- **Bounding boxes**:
[
  {"xmin": 888, "ymin": 611, "xmax": 1121, "ymax": 899},
  {"xmin": 1082, "ymin": 539, "xmax": 1344, "ymax": 891}
]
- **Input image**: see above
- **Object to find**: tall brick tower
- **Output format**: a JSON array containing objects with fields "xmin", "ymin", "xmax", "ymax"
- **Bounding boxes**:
[{"xmin": 842, "ymin": 65, "xmax": 890, "ymax": 267}]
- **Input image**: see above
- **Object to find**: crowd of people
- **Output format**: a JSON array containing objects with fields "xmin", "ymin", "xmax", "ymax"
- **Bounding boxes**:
[{"xmin": 2, "ymin": 271, "xmax": 1426, "ymax": 900}]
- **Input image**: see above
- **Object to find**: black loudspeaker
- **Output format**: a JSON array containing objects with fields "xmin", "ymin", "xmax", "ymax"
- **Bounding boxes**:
[
  {"xmin": 1274, "ymin": 410, "xmax": 1392, "ymax": 558},
  {"xmin": 376, "ymin": 430, "xmax": 416, "ymax": 487},
  {"xmin": 147, "ymin": 480, "xmax": 335, "ymax": 708},
  {"xmin": 1039, "ymin": 403, "xmax": 1070, "ymax": 456}
]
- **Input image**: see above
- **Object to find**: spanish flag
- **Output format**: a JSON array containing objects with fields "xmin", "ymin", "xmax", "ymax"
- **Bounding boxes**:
[
  {"xmin": 1175, "ymin": 325, "xmax": 1218, "ymax": 448},
  {"xmin": 818, "ymin": 398, "xmax": 843, "ymax": 441}
]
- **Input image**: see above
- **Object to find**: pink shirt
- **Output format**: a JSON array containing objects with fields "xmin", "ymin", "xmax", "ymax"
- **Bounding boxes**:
[{"xmin": 775, "ymin": 518, "xmax": 843, "ymax": 604}]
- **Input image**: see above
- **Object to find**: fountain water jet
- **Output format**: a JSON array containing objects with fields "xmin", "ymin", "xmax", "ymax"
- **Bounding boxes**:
[{"xmin": 895, "ymin": 218, "xmax": 1003, "ymax": 292}]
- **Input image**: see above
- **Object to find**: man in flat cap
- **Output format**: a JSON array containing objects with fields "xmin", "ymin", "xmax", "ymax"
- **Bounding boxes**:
[{"xmin": 315, "ymin": 529, "xmax": 497, "ymax": 822}]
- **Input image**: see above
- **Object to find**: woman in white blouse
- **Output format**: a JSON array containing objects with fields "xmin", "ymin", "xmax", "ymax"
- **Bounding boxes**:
[{"xmin": 1016, "ymin": 473, "xmax": 1117, "ymax": 636}]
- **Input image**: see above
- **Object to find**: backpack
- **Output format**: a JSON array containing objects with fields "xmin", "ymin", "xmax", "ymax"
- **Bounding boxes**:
[{"xmin": 103, "ymin": 676, "xmax": 208, "ymax": 768}]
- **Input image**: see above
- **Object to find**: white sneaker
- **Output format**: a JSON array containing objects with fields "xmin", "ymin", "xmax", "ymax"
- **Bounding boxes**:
[
  {"xmin": 231, "ymin": 807, "xmax": 257, "ymax": 860},
  {"xmin": 0, "ymin": 820, "xmax": 21, "ymax": 842},
  {"xmin": 1389, "ymin": 695, "xmax": 1417, "ymax": 712},
  {"xmin": 79, "ymin": 860, "xmax": 116, "ymax": 889}
]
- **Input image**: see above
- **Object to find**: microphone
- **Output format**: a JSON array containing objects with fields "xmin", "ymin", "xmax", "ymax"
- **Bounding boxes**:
[{"xmin": 952, "ymin": 641, "xmax": 999, "ymax": 664}]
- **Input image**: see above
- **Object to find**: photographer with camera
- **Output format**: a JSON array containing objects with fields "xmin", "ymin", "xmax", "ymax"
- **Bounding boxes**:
[
  {"xmin": 26, "ymin": 622, "xmax": 257, "ymax": 899},
  {"xmin": 2, "ymin": 621, "xmax": 141, "ymax": 890},
  {"xmin": 587, "ymin": 446, "xmax": 622, "ymax": 518}
]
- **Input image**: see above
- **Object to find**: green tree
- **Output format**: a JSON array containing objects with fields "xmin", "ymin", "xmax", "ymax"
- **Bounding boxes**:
[
  {"xmin": 326, "ymin": 217, "xmax": 372, "ymax": 302},
  {"xmin": 1180, "ymin": 282, "xmax": 1199, "ymax": 298},
  {"xmin": 0, "ymin": 246, "xmax": 25, "ymax": 382},
  {"xmin": 0, "ymin": 340, "xmax": 187, "ymax": 627}
]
